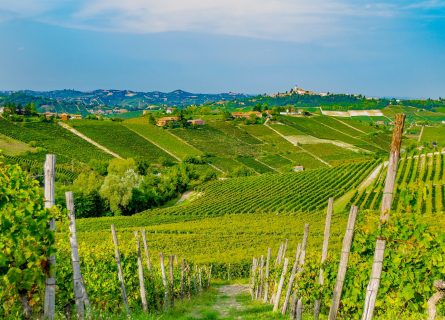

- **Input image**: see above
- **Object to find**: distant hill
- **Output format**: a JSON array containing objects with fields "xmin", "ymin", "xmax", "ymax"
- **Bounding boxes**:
[{"xmin": 0, "ymin": 89, "xmax": 251, "ymax": 114}]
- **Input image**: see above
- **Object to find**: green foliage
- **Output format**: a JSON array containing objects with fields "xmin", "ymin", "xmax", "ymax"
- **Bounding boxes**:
[{"xmin": 0, "ymin": 162, "xmax": 57, "ymax": 317}]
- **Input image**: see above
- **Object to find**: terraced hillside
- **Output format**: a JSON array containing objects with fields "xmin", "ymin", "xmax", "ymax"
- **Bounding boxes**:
[{"xmin": 350, "ymin": 152, "xmax": 445, "ymax": 213}]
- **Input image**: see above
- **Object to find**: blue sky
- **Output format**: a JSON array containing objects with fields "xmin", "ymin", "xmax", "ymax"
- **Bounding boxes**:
[{"xmin": 0, "ymin": 0, "xmax": 444, "ymax": 97}]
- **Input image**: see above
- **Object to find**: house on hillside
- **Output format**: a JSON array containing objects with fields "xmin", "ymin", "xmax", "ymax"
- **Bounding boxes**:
[
  {"xmin": 60, "ymin": 113, "xmax": 69, "ymax": 121},
  {"xmin": 231, "ymin": 111, "xmax": 262, "ymax": 119},
  {"xmin": 44, "ymin": 111, "xmax": 57, "ymax": 119},
  {"xmin": 166, "ymin": 107, "xmax": 175, "ymax": 114},
  {"xmin": 0, "ymin": 107, "xmax": 4, "ymax": 114},
  {"xmin": 157, "ymin": 116, "xmax": 179, "ymax": 127},
  {"xmin": 70, "ymin": 114, "xmax": 82, "ymax": 120},
  {"xmin": 187, "ymin": 119, "xmax": 206, "ymax": 126},
  {"xmin": 293, "ymin": 165, "xmax": 304, "ymax": 172}
]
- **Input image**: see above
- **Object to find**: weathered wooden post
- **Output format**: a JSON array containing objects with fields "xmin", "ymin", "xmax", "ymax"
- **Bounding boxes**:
[
  {"xmin": 281, "ymin": 244, "xmax": 301, "ymax": 315},
  {"xmin": 273, "ymin": 258, "xmax": 289, "ymax": 312},
  {"xmin": 281, "ymin": 239, "xmax": 289, "ymax": 262},
  {"xmin": 169, "ymin": 255, "xmax": 175, "ymax": 308},
  {"xmin": 256, "ymin": 255, "xmax": 264, "ymax": 299},
  {"xmin": 134, "ymin": 231, "xmax": 148, "ymax": 312},
  {"xmin": 207, "ymin": 265, "xmax": 212, "ymax": 288},
  {"xmin": 111, "ymin": 225, "xmax": 130, "ymax": 315},
  {"xmin": 295, "ymin": 224, "xmax": 310, "ymax": 320},
  {"xmin": 180, "ymin": 258, "xmax": 185, "ymax": 299},
  {"xmin": 427, "ymin": 280, "xmax": 445, "ymax": 320},
  {"xmin": 362, "ymin": 114, "xmax": 405, "ymax": 320},
  {"xmin": 198, "ymin": 267, "xmax": 203, "ymax": 291},
  {"xmin": 44, "ymin": 154, "xmax": 56, "ymax": 320},
  {"xmin": 251, "ymin": 257, "xmax": 258, "ymax": 300},
  {"xmin": 328, "ymin": 206, "xmax": 358, "ymax": 320},
  {"xmin": 141, "ymin": 230, "xmax": 151, "ymax": 271},
  {"xmin": 66, "ymin": 192, "xmax": 88, "ymax": 319},
  {"xmin": 263, "ymin": 248, "xmax": 271, "ymax": 303},
  {"xmin": 187, "ymin": 263, "xmax": 192, "ymax": 300},
  {"xmin": 314, "ymin": 197, "xmax": 334, "ymax": 319},
  {"xmin": 160, "ymin": 252, "xmax": 169, "ymax": 310}
]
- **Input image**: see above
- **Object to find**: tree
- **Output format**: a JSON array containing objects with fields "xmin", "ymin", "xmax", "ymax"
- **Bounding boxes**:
[
  {"xmin": 0, "ymin": 162, "xmax": 57, "ymax": 318},
  {"xmin": 24, "ymin": 103, "xmax": 37, "ymax": 116},
  {"xmin": 100, "ymin": 169, "xmax": 142, "ymax": 215},
  {"xmin": 148, "ymin": 113, "xmax": 156, "ymax": 125},
  {"xmin": 107, "ymin": 158, "xmax": 137, "ymax": 176}
]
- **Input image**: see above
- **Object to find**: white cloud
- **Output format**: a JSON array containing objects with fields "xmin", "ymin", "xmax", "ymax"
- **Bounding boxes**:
[{"xmin": 0, "ymin": 0, "xmax": 436, "ymax": 42}]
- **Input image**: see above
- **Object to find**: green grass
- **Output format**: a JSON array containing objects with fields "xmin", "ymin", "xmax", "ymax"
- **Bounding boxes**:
[
  {"xmin": 236, "ymin": 156, "xmax": 275, "ymax": 174},
  {"xmin": 0, "ymin": 133, "xmax": 35, "ymax": 156},
  {"xmin": 70, "ymin": 120, "xmax": 176, "ymax": 162},
  {"xmin": 302, "ymin": 143, "xmax": 369, "ymax": 164}
]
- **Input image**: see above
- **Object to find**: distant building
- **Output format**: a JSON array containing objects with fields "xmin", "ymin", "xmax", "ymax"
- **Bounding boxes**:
[
  {"xmin": 60, "ymin": 113, "xmax": 69, "ymax": 121},
  {"xmin": 157, "ymin": 116, "xmax": 179, "ymax": 127},
  {"xmin": 375, "ymin": 120, "xmax": 385, "ymax": 125},
  {"xmin": 119, "ymin": 109, "xmax": 128, "ymax": 113},
  {"xmin": 70, "ymin": 114, "xmax": 82, "ymax": 120},
  {"xmin": 44, "ymin": 111, "xmax": 57, "ymax": 119},
  {"xmin": 166, "ymin": 107, "xmax": 175, "ymax": 114},
  {"xmin": 293, "ymin": 166, "xmax": 305, "ymax": 172},
  {"xmin": 187, "ymin": 119, "xmax": 206, "ymax": 126},
  {"xmin": 231, "ymin": 111, "xmax": 262, "ymax": 119},
  {"xmin": 0, "ymin": 107, "xmax": 4, "ymax": 114}
]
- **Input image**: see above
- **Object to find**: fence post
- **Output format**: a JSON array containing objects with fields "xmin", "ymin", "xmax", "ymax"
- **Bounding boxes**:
[
  {"xmin": 134, "ymin": 231, "xmax": 148, "ymax": 312},
  {"xmin": 281, "ymin": 243, "xmax": 302, "ymax": 314},
  {"xmin": 169, "ymin": 255, "xmax": 175, "ymax": 308},
  {"xmin": 314, "ymin": 197, "xmax": 334, "ymax": 319},
  {"xmin": 427, "ymin": 280, "xmax": 445, "ymax": 320},
  {"xmin": 362, "ymin": 114, "xmax": 405, "ymax": 320},
  {"xmin": 66, "ymin": 192, "xmax": 88, "ymax": 319},
  {"xmin": 44, "ymin": 154, "xmax": 56, "ymax": 320},
  {"xmin": 180, "ymin": 258, "xmax": 185, "ymax": 299},
  {"xmin": 328, "ymin": 206, "xmax": 358, "ymax": 320},
  {"xmin": 141, "ymin": 230, "xmax": 151, "ymax": 271},
  {"xmin": 251, "ymin": 257, "xmax": 257, "ymax": 300},
  {"xmin": 296, "ymin": 224, "xmax": 310, "ymax": 320},
  {"xmin": 263, "ymin": 248, "xmax": 271, "ymax": 303},
  {"xmin": 160, "ymin": 252, "xmax": 169, "ymax": 310},
  {"xmin": 111, "ymin": 225, "xmax": 130, "ymax": 315},
  {"xmin": 273, "ymin": 258, "xmax": 289, "ymax": 312},
  {"xmin": 256, "ymin": 255, "xmax": 264, "ymax": 299}
]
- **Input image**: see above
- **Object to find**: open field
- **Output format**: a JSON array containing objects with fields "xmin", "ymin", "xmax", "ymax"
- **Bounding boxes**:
[{"xmin": 0, "ymin": 133, "xmax": 35, "ymax": 156}]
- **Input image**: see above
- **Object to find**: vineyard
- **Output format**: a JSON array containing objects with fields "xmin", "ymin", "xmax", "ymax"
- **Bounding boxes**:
[
  {"xmin": 0, "ymin": 118, "xmax": 112, "ymax": 164},
  {"xmin": 350, "ymin": 152, "xmax": 445, "ymax": 213},
  {"xmin": 69, "ymin": 120, "xmax": 176, "ymax": 163}
]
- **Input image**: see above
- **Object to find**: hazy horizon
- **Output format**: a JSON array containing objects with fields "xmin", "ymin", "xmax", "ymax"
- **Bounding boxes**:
[{"xmin": 1, "ymin": 1, "xmax": 444, "ymax": 98}]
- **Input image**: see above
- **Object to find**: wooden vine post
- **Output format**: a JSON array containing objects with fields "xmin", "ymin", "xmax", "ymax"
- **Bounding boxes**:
[
  {"xmin": 180, "ymin": 258, "xmax": 185, "ymax": 299},
  {"xmin": 111, "ymin": 225, "xmax": 130, "ymax": 315},
  {"xmin": 141, "ymin": 230, "xmax": 151, "ymax": 271},
  {"xmin": 251, "ymin": 257, "xmax": 258, "ymax": 300},
  {"xmin": 134, "ymin": 231, "xmax": 148, "ymax": 312},
  {"xmin": 328, "ymin": 206, "xmax": 358, "ymax": 320},
  {"xmin": 428, "ymin": 280, "xmax": 445, "ymax": 320},
  {"xmin": 263, "ymin": 248, "xmax": 271, "ymax": 303},
  {"xmin": 314, "ymin": 197, "xmax": 334, "ymax": 319},
  {"xmin": 160, "ymin": 252, "xmax": 169, "ymax": 310},
  {"xmin": 295, "ymin": 224, "xmax": 310, "ymax": 320},
  {"xmin": 66, "ymin": 192, "xmax": 89, "ymax": 319},
  {"xmin": 362, "ymin": 113, "xmax": 405, "ymax": 320},
  {"xmin": 281, "ymin": 243, "xmax": 301, "ymax": 315},
  {"xmin": 44, "ymin": 154, "xmax": 56, "ymax": 320},
  {"xmin": 273, "ymin": 258, "xmax": 289, "ymax": 312},
  {"xmin": 256, "ymin": 255, "xmax": 264, "ymax": 300},
  {"xmin": 169, "ymin": 255, "xmax": 175, "ymax": 308}
]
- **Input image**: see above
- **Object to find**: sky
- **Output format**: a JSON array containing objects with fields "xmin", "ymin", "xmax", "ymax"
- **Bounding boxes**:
[{"xmin": 0, "ymin": 0, "xmax": 444, "ymax": 97}]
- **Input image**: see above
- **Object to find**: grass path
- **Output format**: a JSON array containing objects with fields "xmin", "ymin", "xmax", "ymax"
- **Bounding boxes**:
[
  {"xmin": 58, "ymin": 122, "xmax": 122, "ymax": 158},
  {"xmin": 160, "ymin": 282, "xmax": 287, "ymax": 319}
]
